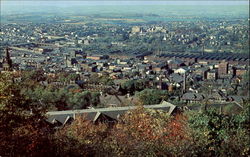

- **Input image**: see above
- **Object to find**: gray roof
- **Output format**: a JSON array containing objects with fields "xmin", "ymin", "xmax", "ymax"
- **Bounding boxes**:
[
  {"xmin": 227, "ymin": 95, "xmax": 248, "ymax": 103},
  {"xmin": 46, "ymin": 101, "xmax": 176, "ymax": 126},
  {"xmin": 170, "ymin": 73, "xmax": 183, "ymax": 83},
  {"xmin": 182, "ymin": 93, "xmax": 204, "ymax": 101}
]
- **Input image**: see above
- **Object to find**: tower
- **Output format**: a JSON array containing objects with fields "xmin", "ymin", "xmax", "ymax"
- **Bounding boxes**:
[{"xmin": 2, "ymin": 47, "xmax": 12, "ymax": 71}]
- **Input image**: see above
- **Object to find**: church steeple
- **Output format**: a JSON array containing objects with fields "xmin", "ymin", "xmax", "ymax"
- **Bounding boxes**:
[{"xmin": 3, "ymin": 47, "xmax": 12, "ymax": 71}]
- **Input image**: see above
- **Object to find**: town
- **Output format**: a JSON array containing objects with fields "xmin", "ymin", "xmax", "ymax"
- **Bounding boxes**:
[
  {"xmin": 0, "ymin": 2, "xmax": 249, "ymax": 156},
  {"xmin": 0, "ymin": 19, "xmax": 249, "ymax": 112}
]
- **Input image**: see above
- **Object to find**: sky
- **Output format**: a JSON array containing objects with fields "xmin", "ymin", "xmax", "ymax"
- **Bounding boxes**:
[
  {"xmin": 1, "ymin": 1, "xmax": 249, "ymax": 16},
  {"xmin": 1, "ymin": 1, "xmax": 249, "ymax": 7}
]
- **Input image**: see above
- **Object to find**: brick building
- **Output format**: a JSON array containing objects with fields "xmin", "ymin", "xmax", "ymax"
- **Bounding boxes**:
[{"xmin": 218, "ymin": 61, "xmax": 228, "ymax": 78}]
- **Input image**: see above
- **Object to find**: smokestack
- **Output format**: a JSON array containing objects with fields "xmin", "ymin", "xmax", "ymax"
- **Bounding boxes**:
[
  {"xmin": 202, "ymin": 44, "xmax": 205, "ymax": 56},
  {"xmin": 65, "ymin": 55, "xmax": 68, "ymax": 67},
  {"xmin": 183, "ymin": 72, "xmax": 186, "ymax": 94}
]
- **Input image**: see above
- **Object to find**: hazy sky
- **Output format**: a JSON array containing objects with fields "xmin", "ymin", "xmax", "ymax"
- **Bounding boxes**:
[
  {"xmin": 2, "ymin": 1, "xmax": 249, "ymax": 7},
  {"xmin": 1, "ymin": 1, "xmax": 248, "ymax": 16}
]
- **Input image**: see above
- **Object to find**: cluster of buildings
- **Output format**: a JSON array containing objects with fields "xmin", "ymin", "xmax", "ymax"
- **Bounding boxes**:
[
  {"xmin": 129, "ymin": 19, "xmax": 248, "ymax": 52},
  {"xmin": 0, "ymin": 16, "xmax": 249, "ymax": 115},
  {"xmin": 1, "ymin": 18, "xmax": 248, "ymax": 54},
  {"xmin": 0, "ymin": 14, "xmax": 249, "ymax": 129},
  {"xmin": 0, "ymin": 41, "xmax": 248, "ymax": 107}
]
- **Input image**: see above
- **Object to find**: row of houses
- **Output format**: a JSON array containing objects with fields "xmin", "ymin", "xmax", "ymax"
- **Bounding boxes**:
[{"xmin": 46, "ymin": 101, "xmax": 178, "ymax": 127}]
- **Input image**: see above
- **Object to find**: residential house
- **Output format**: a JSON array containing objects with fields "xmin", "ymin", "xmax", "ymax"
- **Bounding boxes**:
[{"xmin": 46, "ymin": 101, "xmax": 178, "ymax": 127}]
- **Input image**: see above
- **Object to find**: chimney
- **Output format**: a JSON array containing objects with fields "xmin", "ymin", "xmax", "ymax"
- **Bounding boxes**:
[
  {"xmin": 202, "ymin": 44, "xmax": 205, "ymax": 56},
  {"xmin": 182, "ymin": 72, "xmax": 186, "ymax": 94},
  {"xmin": 127, "ymin": 93, "xmax": 130, "ymax": 98},
  {"xmin": 168, "ymin": 83, "xmax": 173, "ymax": 92}
]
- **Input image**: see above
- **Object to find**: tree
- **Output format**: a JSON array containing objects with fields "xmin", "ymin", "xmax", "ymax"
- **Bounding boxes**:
[
  {"xmin": 136, "ymin": 89, "xmax": 169, "ymax": 105},
  {"xmin": 0, "ymin": 72, "xmax": 52, "ymax": 156},
  {"xmin": 22, "ymin": 70, "xmax": 46, "ymax": 82},
  {"xmin": 89, "ymin": 73, "xmax": 100, "ymax": 84},
  {"xmin": 120, "ymin": 79, "xmax": 147, "ymax": 94},
  {"xmin": 67, "ymin": 91, "xmax": 90, "ymax": 109},
  {"xmin": 99, "ymin": 75, "xmax": 114, "ymax": 86},
  {"xmin": 53, "ymin": 115, "xmax": 109, "ymax": 156},
  {"xmin": 66, "ymin": 91, "xmax": 101, "ymax": 109},
  {"xmin": 121, "ymin": 80, "xmax": 135, "ymax": 94},
  {"xmin": 91, "ymin": 92, "xmax": 101, "ymax": 107},
  {"xmin": 104, "ymin": 107, "xmax": 190, "ymax": 156},
  {"xmin": 187, "ymin": 105, "xmax": 250, "ymax": 156}
]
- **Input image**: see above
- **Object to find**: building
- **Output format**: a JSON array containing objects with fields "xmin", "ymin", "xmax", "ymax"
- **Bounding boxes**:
[
  {"xmin": 83, "ymin": 39, "xmax": 90, "ymax": 45},
  {"xmin": 206, "ymin": 70, "xmax": 218, "ymax": 80},
  {"xmin": 174, "ymin": 67, "xmax": 189, "ymax": 74},
  {"xmin": 167, "ymin": 59, "xmax": 185, "ymax": 69},
  {"xmin": 65, "ymin": 55, "xmax": 73, "ymax": 67},
  {"xmin": 86, "ymin": 55, "xmax": 109, "ymax": 60},
  {"xmin": 181, "ymin": 93, "xmax": 204, "ymax": 103},
  {"xmin": 2, "ymin": 47, "xmax": 12, "ymax": 71},
  {"xmin": 218, "ymin": 61, "xmax": 228, "ymax": 78},
  {"xmin": 235, "ymin": 68, "xmax": 247, "ymax": 77},
  {"xmin": 46, "ymin": 101, "xmax": 178, "ymax": 126},
  {"xmin": 131, "ymin": 26, "xmax": 141, "ymax": 33}
]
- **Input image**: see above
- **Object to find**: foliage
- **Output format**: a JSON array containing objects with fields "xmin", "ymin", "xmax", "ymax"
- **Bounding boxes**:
[
  {"xmin": 0, "ymin": 72, "xmax": 52, "ymax": 156},
  {"xmin": 136, "ymin": 88, "xmax": 169, "ymax": 105},
  {"xmin": 67, "ymin": 91, "xmax": 100, "ymax": 109},
  {"xmin": 89, "ymin": 74, "xmax": 115, "ymax": 85},
  {"xmin": 53, "ymin": 115, "xmax": 109, "ymax": 156},
  {"xmin": 104, "ymin": 107, "xmax": 190, "ymax": 156},
  {"xmin": 1, "ymin": 72, "xmax": 249, "ymax": 156},
  {"xmin": 21, "ymin": 83, "xmax": 100, "ymax": 111},
  {"xmin": 51, "ymin": 105, "xmax": 249, "ymax": 157},
  {"xmin": 22, "ymin": 70, "xmax": 46, "ymax": 82},
  {"xmin": 120, "ymin": 79, "xmax": 148, "ymax": 94},
  {"xmin": 187, "ymin": 105, "xmax": 250, "ymax": 156}
]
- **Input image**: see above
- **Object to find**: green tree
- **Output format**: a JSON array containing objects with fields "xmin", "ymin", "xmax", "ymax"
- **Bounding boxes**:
[
  {"xmin": 67, "ymin": 91, "xmax": 92, "ymax": 109},
  {"xmin": 136, "ymin": 89, "xmax": 169, "ymax": 105},
  {"xmin": 99, "ymin": 75, "xmax": 114, "ymax": 86},
  {"xmin": 121, "ymin": 80, "xmax": 135, "ymax": 94},
  {"xmin": 91, "ymin": 92, "xmax": 101, "ymax": 107},
  {"xmin": 188, "ymin": 105, "xmax": 250, "ymax": 156},
  {"xmin": 22, "ymin": 70, "xmax": 46, "ymax": 82},
  {"xmin": 121, "ymin": 79, "xmax": 147, "ymax": 94}
]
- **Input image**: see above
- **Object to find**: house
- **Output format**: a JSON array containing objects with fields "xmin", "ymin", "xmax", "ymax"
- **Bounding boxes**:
[
  {"xmin": 208, "ymin": 91, "xmax": 228, "ymax": 102},
  {"xmin": 167, "ymin": 59, "xmax": 185, "ymax": 69},
  {"xmin": 174, "ymin": 67, "xmax": 189, "ymax": 74},
  {"xmin": 235, "ymin": 68, "xmax": 247, "ymax": 76},
  {"xmin": 181, "ymin": 93, "xmax": 205, "ymax": 103},
  {"xmin": 193, "ymin": 67, "xmax": 209, "ymax": 79},
  {"xmin": 169, "ymin": 73, "xmax": 183, "ymax": 83},
  {"xmin": 46, "ymin": 101, "xmax": 178, "ymax": 126},
  {"xmin": 152, "ymin": 62, "xmax": 167, "ymax": 73},
  {"xmin": 206, "ymin": 70, "xmax": 218, "ymax": 80},
  {"xmin": 227, "ymin": 95, "xmax": 248, "ymax": 104},
  {"xmin": 86, "ymin": 55, "xmax": 109, "ymax": 60},
  {"xmin": 99, "ymin": 94, "xmax": 137, "ymax": 107}
]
